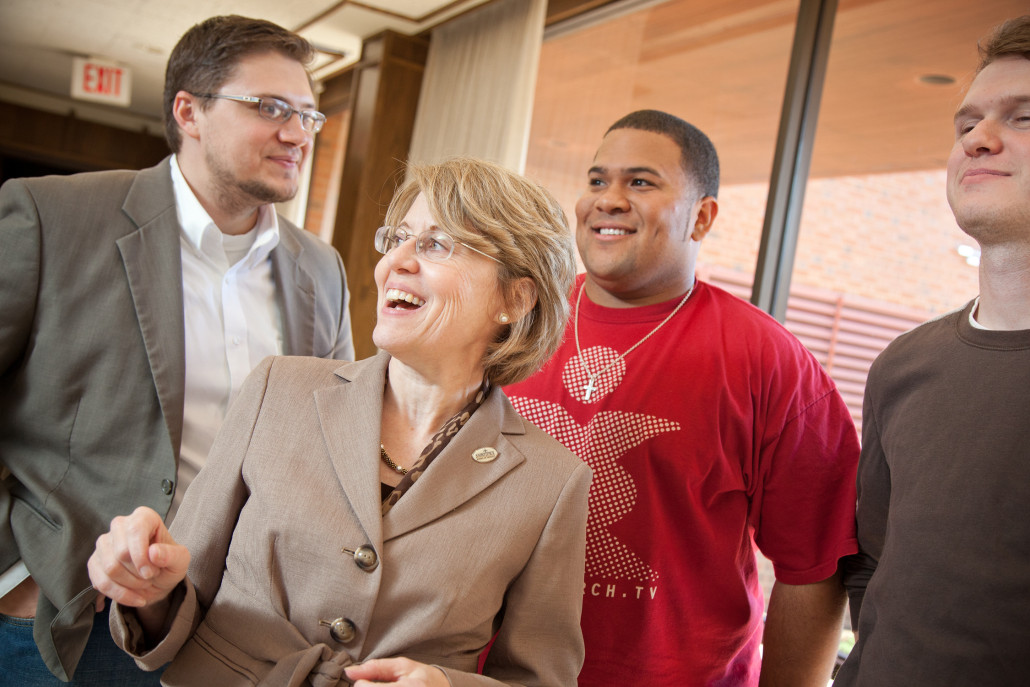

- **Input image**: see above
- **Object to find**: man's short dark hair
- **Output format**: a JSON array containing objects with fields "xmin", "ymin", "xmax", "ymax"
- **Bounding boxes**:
[
  {"xmin": 606, "ymin": 109, "xmax": 720, "ymax": 199},
  {"xmin": 977, "ymin": 15, "xmax": 1030, "ymax": 72},
  {"xmin": 163, "ymin": 15, "xmax": 314, "ymax": 152}
]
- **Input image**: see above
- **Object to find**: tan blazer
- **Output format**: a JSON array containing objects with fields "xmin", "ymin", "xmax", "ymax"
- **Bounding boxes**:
[
  {"xmin": 112, "ymin": 353, "xmax": 591, "ymax": 686},
  {"xmin": 0, "ymin": 159, "xmax": 353, "ymax": 680}
]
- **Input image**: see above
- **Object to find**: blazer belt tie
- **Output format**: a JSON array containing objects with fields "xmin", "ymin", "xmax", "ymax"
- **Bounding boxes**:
[{"xmin": 259, "ymin": 643, "xmax": 355, "ymax": 687}]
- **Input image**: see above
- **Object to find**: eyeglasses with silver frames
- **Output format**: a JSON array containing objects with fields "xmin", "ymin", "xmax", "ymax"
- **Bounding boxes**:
[
  {"xmin": 374, "ymin": 226, "xmax": 501, "ymax": 264},
  {"xmin": 193, "ymin": 93, "xmax": 327, "ymax": 134}
]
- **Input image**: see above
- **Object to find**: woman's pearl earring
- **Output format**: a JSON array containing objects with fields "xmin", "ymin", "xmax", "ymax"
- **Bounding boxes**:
[{"xmin": 498, "ymin": 313, "xmax": 510, "ymax": 324}]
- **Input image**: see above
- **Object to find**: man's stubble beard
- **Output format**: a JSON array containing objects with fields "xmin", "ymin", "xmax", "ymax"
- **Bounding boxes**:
[
  {"xmin": 953, "ymin": 204, "xmax": 1030, "ymax": 250},
  {"xmin": 206, "ymin": 147, "xmax": 298, "ymax": 215}
]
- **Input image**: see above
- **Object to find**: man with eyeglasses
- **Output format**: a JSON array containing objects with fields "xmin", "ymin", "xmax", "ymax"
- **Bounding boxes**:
[{"xmin": 0, "ymin": 15, "xmax": 353, "ymax": 685}]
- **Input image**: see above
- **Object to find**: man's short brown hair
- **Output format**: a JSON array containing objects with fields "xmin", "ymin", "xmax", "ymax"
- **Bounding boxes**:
[
  {"xmin": 163, "ymin": 15, "xmax": 314, "ymax": 152},
  {"xmin": 977, "ymin": 15, "xmax": 1030, "ymax": 72}
]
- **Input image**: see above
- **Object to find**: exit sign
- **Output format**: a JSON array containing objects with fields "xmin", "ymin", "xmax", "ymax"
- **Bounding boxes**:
[{"xmin": 71, "ymin": 57, "xmax": 131, "ymax": 106}]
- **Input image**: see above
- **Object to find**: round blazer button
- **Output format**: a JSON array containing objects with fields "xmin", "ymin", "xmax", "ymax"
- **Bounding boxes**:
[
  {"xmin": 472, "ymin": 447, "xmax": 498, "ymax": 463},
  {"xmin": 160, "ymin": 479, "xmax": 174, "ymax": 496},
  {"xmin": 328, "ymin": 617, "xmax": 356, "ymax": 643},
  {"xmin": 350, "ymin": 545, "xmax": 378, "ymax": 572}
]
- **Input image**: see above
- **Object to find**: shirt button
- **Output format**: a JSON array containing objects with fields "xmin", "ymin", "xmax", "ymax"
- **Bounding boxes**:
[
  {"xmin": 343, "ymin": 545, "xmax": 379, "ymax": 572},
  {"xmin": 232, "ymin": 336, "xmax": 241, "ymax": 346},
  {"xmin": 161, "ymin": 479, "xmax": 174, "ymax": 496},
  {"xmin": 326, "ymin": 617, "xmax": 356, "ymax": 643}
]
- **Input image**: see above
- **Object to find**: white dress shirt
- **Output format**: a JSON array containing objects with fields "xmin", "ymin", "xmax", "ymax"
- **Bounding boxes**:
[{"xmin": 170, "ymin": 156, "xmax": 283, "ymax": 520}]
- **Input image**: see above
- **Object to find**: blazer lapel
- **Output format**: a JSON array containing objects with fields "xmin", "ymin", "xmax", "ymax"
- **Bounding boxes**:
[
  {"xmin": 313, "ymin": 354, "xmax": 389, "ymax": 547},
  {"xmin": 116, "ymin": 159, "xmax": 187, "ymax": 455},
  {"xmin": 272, "ymin": 224, "xmax": 316, "ymax": 356},
  {"xmin": 382, "ymin": 388, "xmax": 528, "ymax": 540}
]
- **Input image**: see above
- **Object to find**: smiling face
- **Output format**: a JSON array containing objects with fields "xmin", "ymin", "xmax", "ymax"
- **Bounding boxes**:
[
  {"xmin": 178, "ymin": 50, "xmax": 316, "ymax": 216},
  {"xmin": 372, "ymin": 193, "xmax": 507, "ymax": 376},
  {"xmin": 946, "ymin": 55, "xmax": 1030, "ymax": 245},
  {"xmin": 575, "ymin": 128, "xmax": 715, "ymax": 306}
]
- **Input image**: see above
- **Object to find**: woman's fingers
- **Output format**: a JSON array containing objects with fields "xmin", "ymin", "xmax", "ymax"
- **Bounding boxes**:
[
  {"xmin": 87, "ymin": 506, "xmax": 187, "ymax": 607},
  {"xmin": 345, "ymin": 657, "xmax": 448, "ymax": 687},
  {"xmin": 148, "ymin": 542, "xmax": 191, "ymax": 587},
  {"xmin": 88, "ymin": 548, "xmax": 149, "ymax": 607},
  {"xmin": 122, "ymin": 506, "xmax": 165, "ymax": 579}
]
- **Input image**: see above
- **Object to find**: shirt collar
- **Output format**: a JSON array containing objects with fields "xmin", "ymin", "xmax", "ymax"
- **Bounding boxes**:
[
  {"xmin": 170, "ymin": 154, "xmax": 280, "ymax": 263},
  {"xmin": 969, "ymin": 296, "xmax": 988, "ymax": 330}
]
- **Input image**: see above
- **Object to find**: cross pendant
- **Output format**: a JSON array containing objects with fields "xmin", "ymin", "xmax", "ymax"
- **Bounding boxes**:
[{"xmin": 583, "ymin": 375, "xmax": 597, "ymax": 401}]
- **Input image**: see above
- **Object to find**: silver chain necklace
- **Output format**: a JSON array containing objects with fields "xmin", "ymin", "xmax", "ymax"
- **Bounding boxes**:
[{"xmin": 574, "ymin": 281, "xmax": 695, "ymax": 401}]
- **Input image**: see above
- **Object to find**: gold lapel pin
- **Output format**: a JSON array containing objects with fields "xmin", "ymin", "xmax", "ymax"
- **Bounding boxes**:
[{"xmin": 472, "ymin": 447, "xmax": 499, "ymax": 463}]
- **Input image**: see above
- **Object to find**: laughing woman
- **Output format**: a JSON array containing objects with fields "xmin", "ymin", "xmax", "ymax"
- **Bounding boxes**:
[{"xmin": 88, "ymin": 158, "xmax": 587, "ymax": 687}]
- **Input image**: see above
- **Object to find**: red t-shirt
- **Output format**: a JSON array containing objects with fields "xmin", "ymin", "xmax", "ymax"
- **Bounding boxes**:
[{"xmin": 505, "ymin": 277, "xmax": 858, "ymax": 686}]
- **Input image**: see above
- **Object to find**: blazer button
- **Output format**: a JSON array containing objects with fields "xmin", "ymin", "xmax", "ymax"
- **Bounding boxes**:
[
  {"xmin": 343, "ymin": 545, "xmax": 379, "ymax": 572},
  {"xmin": 161, "ymin": 479, "xmax": 174, "ymax": 496},
  {"xmin": 326, "ymin": 617, "xmax": 356, "ymax": 643}
]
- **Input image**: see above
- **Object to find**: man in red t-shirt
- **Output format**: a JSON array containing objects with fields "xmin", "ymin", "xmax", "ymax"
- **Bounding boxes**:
[{"xmin": 505, "ymin": 110, "xmax": 858, "ymax": 686}]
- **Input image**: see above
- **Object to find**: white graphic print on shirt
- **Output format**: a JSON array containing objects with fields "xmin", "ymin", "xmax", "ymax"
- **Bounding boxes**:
[{"xmin": 510, "ymin": 346, "xmax": 680, "ymax": 583}]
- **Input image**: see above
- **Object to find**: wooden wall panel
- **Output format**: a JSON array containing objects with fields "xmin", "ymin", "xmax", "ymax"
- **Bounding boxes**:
[
  {"xmin": 330, "ymin": 31, "xmax": 430, "ymax": 360},
  {"xmin": 0, "ymin": 101, "xmax": 168, "ymax": 177}
]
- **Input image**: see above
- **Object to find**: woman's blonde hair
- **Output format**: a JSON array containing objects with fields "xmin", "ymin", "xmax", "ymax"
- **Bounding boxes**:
[{"xmin": 383, "ymin": 158, "xmax": 576, "ymax": 387}]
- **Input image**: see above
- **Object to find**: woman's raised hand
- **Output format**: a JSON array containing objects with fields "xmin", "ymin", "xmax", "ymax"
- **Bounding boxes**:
[{"xmin": 88, "ymin": 506, "xmax": 190, "ymax": 608}]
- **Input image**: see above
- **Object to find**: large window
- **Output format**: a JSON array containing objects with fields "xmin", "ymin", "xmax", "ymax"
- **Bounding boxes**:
[
  {"xmin": 527, "ymin": 0, "xmax": 799, "ymax": 247},
  {"xmin": 529, "ymin": 0, "xmax": 1023, "ymax": 416}
]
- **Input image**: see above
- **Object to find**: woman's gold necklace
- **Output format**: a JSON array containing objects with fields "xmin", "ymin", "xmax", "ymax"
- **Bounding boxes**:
[{"xmin": 379, "ymin": 443, "xmax": 407, "ymax": 475}]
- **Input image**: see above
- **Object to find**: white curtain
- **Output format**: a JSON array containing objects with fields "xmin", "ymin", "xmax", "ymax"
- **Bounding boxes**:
[{"xmin": 408, "ymin": 0, "xmax": 546, "ymax": 172}]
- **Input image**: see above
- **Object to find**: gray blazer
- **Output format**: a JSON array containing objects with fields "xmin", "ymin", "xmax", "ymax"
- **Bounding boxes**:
[
  {"xmin": 0, "ymin": 158, "xmax": 353, "ymax": 680},
  {"xmin": 112, "ymin": 354, "xmax": 591, "ymax": 687}
]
